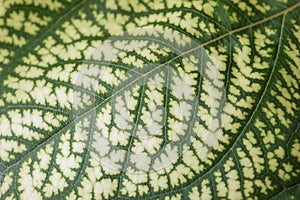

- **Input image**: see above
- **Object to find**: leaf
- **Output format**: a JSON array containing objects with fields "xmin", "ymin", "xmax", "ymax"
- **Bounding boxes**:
[{"xmin": 0, "ymin": 0, "xmax": 300, "ymax": 199}]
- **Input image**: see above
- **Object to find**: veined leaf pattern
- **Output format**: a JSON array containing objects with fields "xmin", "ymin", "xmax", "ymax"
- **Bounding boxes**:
[{"xmin": 0, "ymin": 0, "xmax": 300, "ymax": 199}]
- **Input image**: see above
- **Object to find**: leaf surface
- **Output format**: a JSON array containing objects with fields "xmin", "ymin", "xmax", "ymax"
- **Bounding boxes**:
[{"xmin": 0, "ymin": 0, "xmax": 300, "ymax": 199}]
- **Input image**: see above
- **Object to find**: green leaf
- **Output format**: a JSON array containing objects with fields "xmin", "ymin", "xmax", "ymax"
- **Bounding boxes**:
[{"xmin": 0, "ymin": 0, "xmax": 300, "ymax": 199}]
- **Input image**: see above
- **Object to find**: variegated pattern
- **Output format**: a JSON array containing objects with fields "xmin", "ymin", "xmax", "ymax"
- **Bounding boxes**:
[{"xmin": 0, "ymin": 0, "xmax": 300, "ymax": 199}]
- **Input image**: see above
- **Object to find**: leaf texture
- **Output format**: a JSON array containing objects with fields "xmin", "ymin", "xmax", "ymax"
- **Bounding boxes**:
[{"xmin": 0, "ymin": 0, "xmax": 300, "ymax": 199}]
